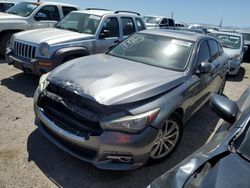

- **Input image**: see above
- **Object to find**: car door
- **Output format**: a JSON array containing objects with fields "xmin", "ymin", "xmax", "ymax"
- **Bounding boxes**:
[
  {"xmin": 31, "ymin": 5, "xmax": 61, "ymax": 29},
  {"xmin": 207, "ymin": 39, "xmax": 226, "ymax": 93},
  {"xmin": 184, "ymin": 39, "xmax": 214, "ymax": 118},
  {"xmin": 95, "ymin": 17, "xmax": 120, "ymax": 53}
]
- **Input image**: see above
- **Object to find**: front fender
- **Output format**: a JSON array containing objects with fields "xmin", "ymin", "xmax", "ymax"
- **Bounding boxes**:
[
  {"xmin": 0, "ymin": 20, "xmax": 29, "ymax": 32},
  {"xmin": 52, "ymin": 47, "xmax": 90, "ymax": 65}
]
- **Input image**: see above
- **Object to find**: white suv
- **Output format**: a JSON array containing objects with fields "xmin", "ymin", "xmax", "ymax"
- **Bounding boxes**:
[{"xmin": 0, "ymin": 1, "xmax": 80, "ymax": 55}]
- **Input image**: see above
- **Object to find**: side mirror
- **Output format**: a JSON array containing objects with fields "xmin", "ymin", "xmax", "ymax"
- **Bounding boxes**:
[
  {"xmin": 197, "ymin": 62, "xmax": 212, "ymax": 74},
  {"xmin": 34, "ymin": 12, "xmax": 47, "ymax": 21},
  {"xmin": 209, "ymin": 94, "xmax": 239, "ymax": 124},
  {"xmin": 244, "ymin": 45, "xmax": 248, "ymax": 52},
  {"xmin": 99, "ymin": 30, "xmax": 110, "ymax": 39}
]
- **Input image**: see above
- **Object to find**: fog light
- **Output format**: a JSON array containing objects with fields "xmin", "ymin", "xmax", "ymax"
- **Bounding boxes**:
[
  {"xmin": 39, "ymin": 61, "xmax": 52, "ymax": 66},
  {"xmin": 104, "ymin": 151, "xmax": 133, "ymax": 163}
]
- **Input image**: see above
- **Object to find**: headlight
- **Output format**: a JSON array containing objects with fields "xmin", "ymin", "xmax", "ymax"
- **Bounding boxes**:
[
  {"xmin": 39, "ymin": 43, "xmax": 49, "ymax": 57},
  {"xmin": 39, "ymin": 72, "xmax": 49, "ymax": 91},
  {"xmin": 9, "ymin": 35, "xmax": 15, "ymax": 49},
  {"xmin": 100, "ymin": 109, "xmax": 159, "ymax": 133}
]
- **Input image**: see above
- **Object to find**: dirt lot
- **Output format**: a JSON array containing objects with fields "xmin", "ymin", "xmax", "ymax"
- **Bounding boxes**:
[{"xmin": 0, "ymin": 58, "xmax": 249, "ymax": 188}]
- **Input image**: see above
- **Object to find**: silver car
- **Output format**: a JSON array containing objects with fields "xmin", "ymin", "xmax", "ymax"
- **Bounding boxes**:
[
  {"xmin": 34, "ymin": 30, "xmax": 228, "ymax": 170},
  {"xmin": 209, "ymin": 31, "xmax": 248, "ymax": 75}
]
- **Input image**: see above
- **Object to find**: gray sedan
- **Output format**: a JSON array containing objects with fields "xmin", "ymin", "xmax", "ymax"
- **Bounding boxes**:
[{"xmin": 34, "ymin": 30, "xmax": 229, "ymax": 170}]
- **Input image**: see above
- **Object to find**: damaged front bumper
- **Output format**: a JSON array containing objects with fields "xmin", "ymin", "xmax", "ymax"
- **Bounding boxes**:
[
  {"xmin": 6, "ymin": 48, "xmax": 54, "ymax": 75},
  {"xmin": 34, "ymin": 99, "xmax": 159, "ymax": 170}
]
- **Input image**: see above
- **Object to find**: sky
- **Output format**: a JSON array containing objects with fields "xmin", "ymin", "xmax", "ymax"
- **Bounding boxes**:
[{"xmin": 13, "ymin": 0, "xmax": 249, "ymax": 28}]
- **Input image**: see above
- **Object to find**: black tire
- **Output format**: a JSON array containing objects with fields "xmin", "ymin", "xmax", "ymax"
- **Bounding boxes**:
[
  {"xmin": 148, "ymin": 113, "xmax": 183, "ymax": 164},
  {"xmin": 0, "ymin": 33, "xmax": 13, "ymax": 56}
]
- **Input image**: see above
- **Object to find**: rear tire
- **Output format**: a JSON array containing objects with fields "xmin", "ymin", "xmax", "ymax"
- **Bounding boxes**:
[
  {"xmin": 148, "ymin": 113, "xmax": 183, "ymax": 164},
  {"xmin": 0, "ymin": 33, "xmax": 13, "ymax": 56}
]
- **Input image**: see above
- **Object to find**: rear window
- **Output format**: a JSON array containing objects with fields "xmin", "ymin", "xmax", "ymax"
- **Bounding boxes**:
[
  {"xmin": 121, "ymin": 17, "xmax": 135, "ymax": 36},
  {"xmin": 62, "ymin": 6, "xmax": 77, "ymax": 16}
]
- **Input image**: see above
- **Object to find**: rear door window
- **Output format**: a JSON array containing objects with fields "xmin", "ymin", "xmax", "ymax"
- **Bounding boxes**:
[
  {"xmin": 62, "ymin": 6, "xmax": 78, "ymax": 17},
  {"xmin": 121, "ymin": 17, "xmax": 135, "ymax": 36}
]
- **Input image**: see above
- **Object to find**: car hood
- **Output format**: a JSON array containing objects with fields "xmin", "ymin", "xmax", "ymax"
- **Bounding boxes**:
[
  {"xmin": 223, "ymin": 48, "xmax": 242, "ymax": 57},
  {"xmin": 14, "ymin": 28, "xmax": 95, "ymax": 45},
  {"xmin": 47, "ymin": 54, "xmax": 186, "ymax": 105},
  {"xmin": 0, "ymin": 12, "xmax": 24, "ymax": 20}
]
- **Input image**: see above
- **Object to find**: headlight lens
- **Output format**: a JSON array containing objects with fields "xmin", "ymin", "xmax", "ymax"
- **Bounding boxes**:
[
  {"xmin": 39, "ymin": 43, "xmax": 49, "ymax": 57},
  {"xmin": 9, "ymin": 35, "xmax": 15, "ymax": 49},
  {"xmin": 100, "ymin": 109, "xmax": 159, "ymax": 133},
  {"xmin": 39, "ymin": 72, "xmax": 49, "ymax": 91}
]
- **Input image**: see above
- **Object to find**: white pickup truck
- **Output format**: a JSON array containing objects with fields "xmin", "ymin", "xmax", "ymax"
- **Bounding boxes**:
[{"xmin": 0, "ymin": 1, "xmax": 80, "ymax": 55}]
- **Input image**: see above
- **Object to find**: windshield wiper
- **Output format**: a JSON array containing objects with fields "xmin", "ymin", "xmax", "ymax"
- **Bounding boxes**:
[
  {"xmin": 7, "ymin": 11, "xmax": 17, "ymax": 15},
  {"xmin": 65, "ymin": 27, "xmax": 79, "ymax": 33},
  {"xmin": 55, "ymin": 25, "xmax": 64, "ymax": 30}
]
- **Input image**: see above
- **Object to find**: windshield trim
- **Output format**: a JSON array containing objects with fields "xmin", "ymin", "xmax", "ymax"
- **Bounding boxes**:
[{"xmin": 107, "ymin": 33, "xmax": 194, "ymax": 72}]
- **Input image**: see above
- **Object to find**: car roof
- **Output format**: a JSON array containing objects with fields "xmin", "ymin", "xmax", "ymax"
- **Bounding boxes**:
[
  {"xmin": 21, "ymin": 1, "xmax": 79, "ymax": 8},
  {"xmin": 139, "ymin": 29, "xmax": 206, "ymax": 42},
  {"xmin": 236, "ymin": 29, "xmax": 250, "ymax": 34},
  {"xmin": 209, "ymin": 30, "xmax": 242, "ymax": 37},
  {"xmin": 73, "ymin": 9, "xmax": 141, "ymax": 17}
]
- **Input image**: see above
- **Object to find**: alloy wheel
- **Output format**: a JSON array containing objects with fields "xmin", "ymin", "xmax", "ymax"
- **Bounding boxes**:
[{"xmin": 150, "ymin": 120, "xmax": 180, "ymax": 159}]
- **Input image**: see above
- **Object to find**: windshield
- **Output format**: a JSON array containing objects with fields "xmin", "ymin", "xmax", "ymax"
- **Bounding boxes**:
[
  {"xmin": 108, "ymin": 33, "xmax": 193, "ymax": 71},
  {"xmin": 210, "ymin": 33, "xmax": 241, "ymax": 49},
  {"xmin": 143, "ymin": 16, "xmax": 161, "ymax": 24},
  {"xmin": 234, "ymin": 121, "xmax": 250, "ymax": 162},
  {"xmin": 6, "ymin": 2, "xmax": 38, "ymax": 17},
  {"xmin": 56, "ymin": 12, "xmax": 101, "ymax": 34}
]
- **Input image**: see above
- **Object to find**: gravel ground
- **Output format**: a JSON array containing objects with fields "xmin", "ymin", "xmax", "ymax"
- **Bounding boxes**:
[{"xmin": 0, "ymin": 58, "xmax": 249, "ymax": 188}]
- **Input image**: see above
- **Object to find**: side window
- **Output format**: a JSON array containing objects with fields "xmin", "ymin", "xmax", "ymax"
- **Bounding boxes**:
[
  {"xmin": 160, "ymin": 18, "xmax": 168, "ymax": 26},
  {"xmin": 121, "ymin": 17, "xmax": 135, "ymax": 36},
  {"xmin": 197, "ymin": 40, "xmax": 211, "ymax": 65},
  {"xmin": 168, "ymin": 19, "xmax": 175, "ymax": 27},
  {"xmin": 101, "ymin": 17, "xmax": 119, "ymax": 37},
  {"xmin": 35, "ymin": 6, "xmax": 60, "ymax": 21},
  {"xmin": 217, "ymin": 42, "xmax": 223, "ymax": 55},
  {"xmin": 62, "ymin": 6, "xmax": 77, "ymax": 17},
  {"xmin": 135, "ymin": 18, "xmax": 145, "ymax": 31},
  {"xmin": 208, "ymin": 40, "xmax": 220, "ymax": 61}
]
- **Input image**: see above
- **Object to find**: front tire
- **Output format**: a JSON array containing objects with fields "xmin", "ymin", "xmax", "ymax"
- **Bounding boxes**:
[
  {"xmin": 148, "ymin": 114, "xmax": 183, "ymax": 164},
  {"xmin": 0, "ymin": 33, "xmax": 13, "ymax": 56}
]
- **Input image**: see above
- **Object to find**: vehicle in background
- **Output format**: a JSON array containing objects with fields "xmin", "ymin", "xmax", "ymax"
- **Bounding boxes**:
[
  {"xmin": 188, "ymin": 24, "xmax": 208, "ymax": 34},
  {"xmin": 236, "ymin": 29, "xmax": 250, "ymax": 61},
  {"xmin": 175, "ymin": 22, "xmax": 186, "ymax": 27},
  {"xmin": 0, "ymin": 1, "xmax": 80, "ymax": 56},
  {"xmin": 34, "ymin": 30, "xmax": 228, "ymax": 170},
  {"xmin": 143, "ymin": 15, "xmax": 175, "ymax": 29},
  {"xmin": 149, "ymin": 87, "xmax": 250, "ymax": 188},
  {"xmin": 177, "ymin": 27, "xmax": 206, "ymax": 34},
  {"xmin": 7, "ymin": 9, "xmax": 146, "ymax": 75},
  {"xmin": 209, "ymin": 31, "xmax": 247, "ymax": 75},
  {"xmin": 0, "ymin": 1, "xmax": 14, "ymax": 12}
]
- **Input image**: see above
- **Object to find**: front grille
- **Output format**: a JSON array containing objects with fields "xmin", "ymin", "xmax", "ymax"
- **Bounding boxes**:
[
  {"xmin": 38, "ymin": 96, "xmax": 103, "ymax": 136},
  {"xmin": 14, "ymin": 41, "xmax": 36, "ymax": 59}
]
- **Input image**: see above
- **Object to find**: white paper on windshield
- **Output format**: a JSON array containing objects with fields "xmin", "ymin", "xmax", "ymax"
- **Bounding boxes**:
[
  {"xmin": 89, "ymin": 15, "xmax": 101, "ymax": 20},
  {"xmin": 172, "ymin": 39, "xmax": 192, "ymax": 47}
]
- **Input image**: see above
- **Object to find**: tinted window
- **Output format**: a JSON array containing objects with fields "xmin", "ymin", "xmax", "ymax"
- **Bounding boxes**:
[
  {"xmin": 208, "ymin": 40, "xmax": 220, "ymax": 60},
  {"xmin": 217, "ymin": 43, "xmax": 223, "ymax": 55},
  {"xmin": 168, "ymin": 19, "xmax": 175, "ymax": 26},
  {"xmin": 0, "ymin": 3, "xmax": 14, "ymax": 12},
  {"xmin": 197, "ymin": 40, "xmax": 211, "ymax": 65},
  {"xmin": 135, "ymin": 18, "xmax": 145, "ymax": 31},
  {"xmin": 36, "ymin": 5, "xmax": 60, "ymax": 21},
  {"xmin": 101, "ymin": 17, "xmax": 119, "ymax": 37},
  {"xmin": 121, "ymin": 17, "xmax": 135, "ymax": 36},
  {"xmin": 109, "ymin": 33, "xmax": 193, "ymax": 71},
  {"xmin": 160, "ymin": 18, "xmax": 168, "ymax": 26},
  {"xmin": 62, "ymin": 6, "xmax": 77, "ymax": 16}
]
